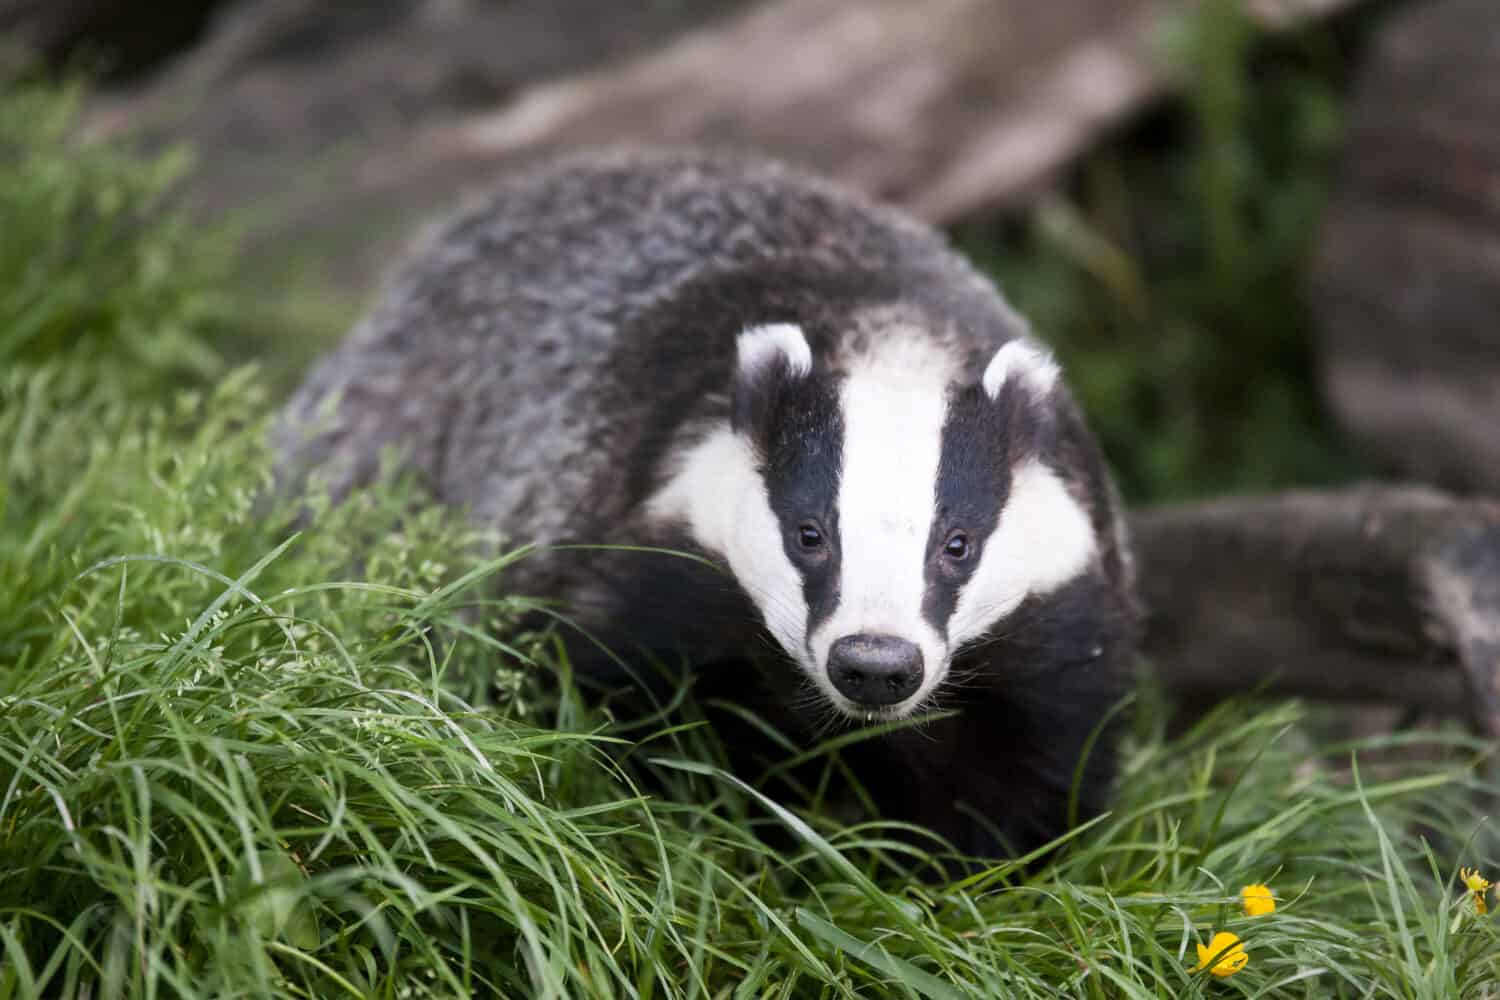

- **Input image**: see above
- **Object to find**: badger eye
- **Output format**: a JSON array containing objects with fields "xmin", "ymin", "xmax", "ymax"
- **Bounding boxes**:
[
  {"xmin": 797, "ymin": 523, "xmax": 825, "ymax": 550},
  {"xmin": 943, "ymin": 530, "xmax": 971, "ymax": 561}
]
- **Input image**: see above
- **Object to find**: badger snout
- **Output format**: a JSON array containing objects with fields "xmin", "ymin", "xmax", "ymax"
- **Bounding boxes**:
[{"xmin": 827, "ymin": 634, "xmax": 923, "ymax": 707}]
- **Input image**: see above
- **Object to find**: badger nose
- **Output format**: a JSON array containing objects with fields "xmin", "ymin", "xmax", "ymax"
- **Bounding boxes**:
[{"xmin": 828, "ymin": 634, "xmax": 923, "ymax": 707}]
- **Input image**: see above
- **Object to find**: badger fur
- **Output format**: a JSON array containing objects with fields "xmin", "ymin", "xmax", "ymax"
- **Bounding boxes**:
[{"xmin": 278, "ymin": 150, "xmax": 1140, "ymax": 859}]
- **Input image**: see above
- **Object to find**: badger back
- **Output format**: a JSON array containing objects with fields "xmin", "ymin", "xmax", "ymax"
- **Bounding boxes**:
[{"xmin": 275, "ymin": 150, "xmax": 1018, "ymax": 551}]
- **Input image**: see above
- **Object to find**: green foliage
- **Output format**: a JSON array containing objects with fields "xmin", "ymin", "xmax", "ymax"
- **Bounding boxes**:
[
  {"xmin": 0, "ymin": 81, "xmax": 228, "ymax": 392},
  {"xmin": 962, "ymin": 0, "xmax": 1363, "ymax": 502}
]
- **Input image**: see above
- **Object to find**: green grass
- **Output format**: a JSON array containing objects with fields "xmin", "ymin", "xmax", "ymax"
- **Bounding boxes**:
[{"xmin": 6, "ymin": 18, "xmax": 1500, "ymax": 994}]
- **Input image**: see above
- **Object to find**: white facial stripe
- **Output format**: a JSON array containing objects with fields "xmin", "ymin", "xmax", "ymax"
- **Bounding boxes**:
[
  {"xmin": 982, "ymin": 339, "xmax": 1060, "ymax": 400},
  {"xmin": 737, "ymin": 323, "xmax": 812, "ymax": 379},
  {"xmin": 647, "ymin": 428, "xmax": 809, "ymax": 660},
  {"xmin": 947, "ymin": 459, "xmax": 1097, "ymax": 648},
  {"xmin": 808, "ymin": 349, "xmax": 951, "ymax": 711}
]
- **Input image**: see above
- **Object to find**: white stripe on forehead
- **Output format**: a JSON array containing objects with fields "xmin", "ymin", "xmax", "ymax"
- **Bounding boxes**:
[{"xmin": 810, "ymin": 340, "xmax": 953, "ymax": 669}]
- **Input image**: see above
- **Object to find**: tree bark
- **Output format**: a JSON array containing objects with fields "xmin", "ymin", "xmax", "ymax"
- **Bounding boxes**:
[
  {"xmin": 1309, "ymin": 0, "xmax": 1500, "ymax": 495},
  {"xmin": 1131, "ymin": 485, "xmax": 1500, "ymax": 735}
]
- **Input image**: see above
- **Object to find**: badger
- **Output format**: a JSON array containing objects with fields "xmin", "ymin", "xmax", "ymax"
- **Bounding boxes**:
[{"xmin": 277, "ymin": 150, "xmax": 1140, "ymax": 860}]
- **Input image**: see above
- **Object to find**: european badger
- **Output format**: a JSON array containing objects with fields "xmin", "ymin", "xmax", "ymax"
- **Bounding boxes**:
[{"xmin": 278, "ymin": 150, "xmax": 1140, "ymax": 859}]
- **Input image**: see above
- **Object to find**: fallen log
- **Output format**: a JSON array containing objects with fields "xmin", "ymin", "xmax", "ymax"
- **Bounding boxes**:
[
  {"xmin": 88, "ymin": 0, "xmax": 1369, "ymax": 306},
  {"xmin": 1132, "ymin": 484, "xmax": 1500, "ymax": 735}
]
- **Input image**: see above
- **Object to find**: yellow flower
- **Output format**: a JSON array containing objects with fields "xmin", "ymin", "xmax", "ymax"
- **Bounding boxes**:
[
  {"xmin": 1241, "ymin": 883, "xmax": 1275, "ymax": 917},
  {"xmin": 1193, "ymin": 931, "xmax": 1249, "ymax": 978},
  {"xmin": 1461, "ymin": 868, "xmax": 1491, "ymax": 915}
]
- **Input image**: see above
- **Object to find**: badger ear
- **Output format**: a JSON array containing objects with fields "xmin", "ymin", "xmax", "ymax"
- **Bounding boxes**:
[
  {"xmin": 732, "ymin": 323, "xmax": 812, "ymax": 436},
  {"xmin": 981, "ymin": 339, "xmax": 1060, "ymax": 401}
]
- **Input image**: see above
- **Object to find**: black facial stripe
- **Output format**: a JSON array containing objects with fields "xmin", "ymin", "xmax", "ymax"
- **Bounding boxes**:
[
  {"xmin": 923, "ymin": 379, "xmax": 1053, "ymax": 635},
  {"xmin": 760, "ymin": 371, "xmax": 845, "ymax": 634}
]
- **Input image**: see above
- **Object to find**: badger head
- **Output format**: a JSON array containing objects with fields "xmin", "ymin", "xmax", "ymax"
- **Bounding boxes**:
[{"xmin": 649, "ymin": 321, "xmax": 1099, "ymax": 721}]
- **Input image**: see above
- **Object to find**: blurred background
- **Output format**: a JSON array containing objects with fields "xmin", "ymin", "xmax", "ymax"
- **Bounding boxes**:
[{"xmin": 3, "ymin": 0, "xmax": 1496, "ymax": 505}]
